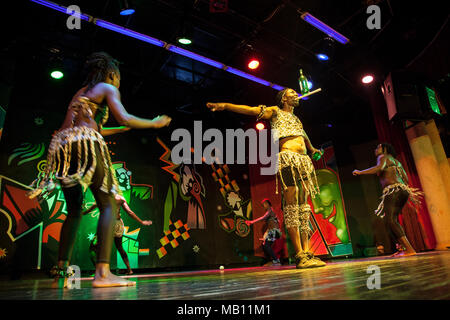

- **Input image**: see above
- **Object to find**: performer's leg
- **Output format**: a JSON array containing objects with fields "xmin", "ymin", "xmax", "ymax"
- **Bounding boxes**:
[
  {"xmin": 58, "ymin": 184, "xmax": 84, "ymax": 264},
  {"xmin": 280, "ymin": 167, "xmax": 319, "ymax": 268},
  {"xmin": 263, "ymin": 240, "xmax": 278, "ymax": 262},
  {"xmin": 298, "ymin": 187, "xmax": 310, "ymax": 252},
  {"xmin": 89, "ymin": 143, "xmax": 135, "ymax": 287},
  {"xmin": 283, "ymin": 186, "xmax": 302, "ymax": 255},
  {"xmin": 384, "ymin": 190, "xmax": 416, "ymax": 257},
  {"xmin": 114, "ymin": 236, "xmax": 133, "ymax": 274},
  {"xmin": 298, "ymin": 184, "xmax": 326, "ymax": 267},
  {"xmin": 52, "ymin": 183, "xmax": 83, "ymax": 287}
]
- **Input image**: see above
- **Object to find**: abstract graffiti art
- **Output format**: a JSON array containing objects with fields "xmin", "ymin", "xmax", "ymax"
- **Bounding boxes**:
[
  {"xmin": 211, "ymin": 163, "xmax": 251, "ymax": 238},
  {"xmin": 308, "ymin": 143, "xmax": 353, "ymax": 257}
]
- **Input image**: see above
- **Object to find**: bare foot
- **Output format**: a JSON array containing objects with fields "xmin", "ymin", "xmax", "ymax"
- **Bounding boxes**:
[
  {"xmin": 391, "ymin": 251, "xmax": 416, "ymax": 257},
  {"xmin": 93, "ymin": 268, "xmax": 136, "ymax": 288}
]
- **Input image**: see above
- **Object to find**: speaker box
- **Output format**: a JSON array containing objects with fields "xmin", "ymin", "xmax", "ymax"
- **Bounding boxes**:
[{"xmin": 382, "ymin": 71, "xmax": 429, "ymax": 121}]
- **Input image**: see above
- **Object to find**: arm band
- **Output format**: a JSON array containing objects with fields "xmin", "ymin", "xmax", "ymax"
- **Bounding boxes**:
[{"xmin": 256, "ymin": 105, "xmax": 267, "ymax": 120}]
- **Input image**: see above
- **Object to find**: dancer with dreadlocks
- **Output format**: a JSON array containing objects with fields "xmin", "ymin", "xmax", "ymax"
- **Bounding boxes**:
[
  {"xmin": 207, "ymin": 88, "xmax": 326, "ymax": 268},
  {"xmin": 27, "ymin": 52, "xmax": 171, "ymax": 287},
  {"xmin": 353, "ymin": 143, "xmax": 423, "ymax": 257}
]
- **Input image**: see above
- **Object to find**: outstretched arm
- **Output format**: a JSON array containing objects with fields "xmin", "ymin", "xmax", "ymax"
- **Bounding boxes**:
[
  {"xmin": 104, "ymin": 84, "xmax": 171, "ymax": 129},
  {"xmin": 206, "ymin": 102, "xmax": 277, "ymax": 120},
  {"xmin": 353, "ymin": 155, "xmax": 386, "ymax": 176},
  {"xmin": 100, "ymin": 126, "xmax": 131, "ymax": 136},
  {"xmin": 245, "ymin": 211, "xmax": 269, "ymax": 226},
  {"xmin": 120, "ymin": 199, "xmax": 152, "ymax": 226}
]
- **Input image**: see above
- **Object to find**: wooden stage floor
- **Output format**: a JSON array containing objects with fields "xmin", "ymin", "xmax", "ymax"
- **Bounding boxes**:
[{"xmin": 1, "ymin": 251, "xmax": 449, "ymax": 300}]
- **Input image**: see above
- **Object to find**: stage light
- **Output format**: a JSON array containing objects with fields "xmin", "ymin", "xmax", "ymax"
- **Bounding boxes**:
[
  {"xmin": 119, "ymin": 0, "xmax": 135, "ymax": 15},
  {"xmin": 32, "ymin": 0, "xmax": 290, "ymax": 91},
  {"xmin": 301, "ymin": 12, "xmax": 349, "ymax": 44},
  {"xmin": 248, "ymin": 59, "xmax": 260, "ymax": 70},
  {"xmin": 177, "ymin": 37, "xmax": 192, "ymax": 45},
  {"xmin": 256, "ymin": 122, "xmax": 265, "ymax": 130},
  {"xmin": 362, "ymin": 75, "xmax": 374, "ymax": 84},
  {"xmin": 316, "ymin": 37, "xmax": 335, "ymax": 61},
  {"xmin": 50, "ymin": 70, "xmax": 64, "ymax": 79},
  {"xmin": 177, "ymin": 22, "xmax": 193, "ymax": 45}
]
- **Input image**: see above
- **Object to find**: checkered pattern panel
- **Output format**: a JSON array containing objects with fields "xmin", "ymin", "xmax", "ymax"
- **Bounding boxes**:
[{"xmin": 156, "ymin": 219, "xmax": 190, "ymax": 259}]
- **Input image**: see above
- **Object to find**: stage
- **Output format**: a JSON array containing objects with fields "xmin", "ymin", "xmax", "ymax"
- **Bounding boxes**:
[{"xmin": 0, "ymin": 251, "xmax": 449, "ymax": 300}]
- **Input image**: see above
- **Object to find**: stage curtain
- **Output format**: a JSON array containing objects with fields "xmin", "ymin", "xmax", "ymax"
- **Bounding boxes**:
[{"xmin": 368, "ymin": 87, "xmax": 436, "ymax": 250}]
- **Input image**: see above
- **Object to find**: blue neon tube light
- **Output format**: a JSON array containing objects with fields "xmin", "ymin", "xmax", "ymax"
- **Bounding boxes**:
[
  {"xmin": 95, "ymin": 20, "xmax": 166, "ymax": 47},
  {"xmin": 225, "ymin": 67, "xmax": 271, "ymax": 86},
  {"xmin": 30, "ymin": 0, "xmax": 90, "ymax": 21},
  {"xmin": 301, "ymin": 12, "xmax": 349, "ymax": 44},
  {"xmin": 167, "ymin": 45, "xmax": 224, "ymax": 69},
  {"xmin": 271, "ymin": 84, "xmax": 285, "ymax": 91}
]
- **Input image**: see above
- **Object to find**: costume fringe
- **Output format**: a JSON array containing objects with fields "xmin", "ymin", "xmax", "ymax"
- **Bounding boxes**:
[
  {"xmin": 375, "ymin": 183, "xmax": 424, "ymax": 218},
  {"xmin": 276, "ymin": 150, "xmax": 320, "ymax": 199},
  {"xmin": 27, "ymin": 126, "xmax": 119, "ymax": 199}
]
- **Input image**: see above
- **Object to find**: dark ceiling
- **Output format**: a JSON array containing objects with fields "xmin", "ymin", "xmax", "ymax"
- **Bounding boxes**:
[{"xmin": 2, "ymin": 0, "xmax": 449, "ymax": 149}]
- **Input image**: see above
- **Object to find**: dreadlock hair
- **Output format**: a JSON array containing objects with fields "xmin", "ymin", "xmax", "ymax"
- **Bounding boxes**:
[
  {"xmin": 83, "ymin": 52, "xmax": 120, "ymax": 92},
  {"xmin": 275, "ymin": 88, "xmax": 291, "ymax": 107},
  {"xmin": 380, "ymin": 143, "xmax": 397, "ymax": 158}
]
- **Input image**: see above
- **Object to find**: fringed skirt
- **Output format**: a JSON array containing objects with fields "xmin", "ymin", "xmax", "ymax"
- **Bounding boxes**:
[
  {"xmin": 277, "ymin": 150, "xmax": 320, "ymax": 199},
  {"xmin": 375, "ymin": 183, "xmax": 424, "ymax": 218},
  {"xmin": 263, "ymin": 228, "xmax": 282, "ymax": 243},
  {"xmin": 114, "ymin": 218, "xmax": 125, "ymax": 238},
  {"xmin": 27, "ymin": 126, "xmax": 119, "ymax": 199}
]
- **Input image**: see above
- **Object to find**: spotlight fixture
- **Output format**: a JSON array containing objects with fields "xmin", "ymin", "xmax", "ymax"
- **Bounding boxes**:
[
  {"xmin": 177, "ymin": 37, "xmax": 192, "ymax": 45},
  {"xmin": 256, "ymin": 122, "xmax": 265, "ymax": 130},
  {"xmin": 119, "ymin": 0, "xmax": 135, "ymax": 16},
  {"xmin": 177, "ymin": 21, "xmax": 193, "ymax": 45},
  {"xmin": 362, "ymin": 75, "xmax": 374, "ymax": 84},
  {"xmin": 248, "ymin": 59, "xmax": 260, "ymax": 70},
  {"xmin": 50, "ymin": 70, "xmax": 64, "ymax": 79},
  {"xmin": 315, "ymin": 37, "xmax": 335, "ymax": 61}
]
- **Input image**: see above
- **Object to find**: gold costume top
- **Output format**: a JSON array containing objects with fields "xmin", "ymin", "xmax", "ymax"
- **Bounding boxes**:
[
  {"xmin": 27, "ymin": 96, "xmax": 119, "ymax": 199},
  {"xmin": 270, "ymin": 107, "xmax": 307, "ymax": 140},
  {"xmin": 69, "ymin": 96, "xmax": 109, "ymax": 130}
]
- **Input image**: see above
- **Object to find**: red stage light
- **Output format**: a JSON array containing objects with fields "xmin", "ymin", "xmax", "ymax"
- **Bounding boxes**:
[
  {"xmin": 256, "ymin": 122, "xmax": 265, "ymax": 130},
  {"xmin": 248, "ymin": 59, "xmax": 260, "ymax": 70},
  {"xmin": 362, "ymin": 75, "xmax": 374, "ymax": 84}
]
